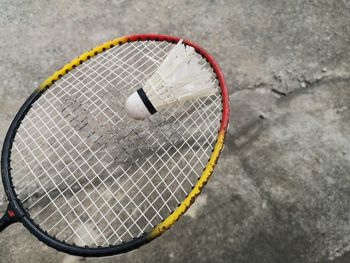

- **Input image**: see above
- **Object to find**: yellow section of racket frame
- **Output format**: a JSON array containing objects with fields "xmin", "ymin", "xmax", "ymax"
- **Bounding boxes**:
[
  {"xmin": 149, "ymin": 130, "xmax": 225, "ymax": 239},
  {"xmin": 36, "ymin": 35, "xmax": 226, "ymax": 243},
  {"xmin": 38, "ymin": 36, "xmax": 129, "ymax": 91}
]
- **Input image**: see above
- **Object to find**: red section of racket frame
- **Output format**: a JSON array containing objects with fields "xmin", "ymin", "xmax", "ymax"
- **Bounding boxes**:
[{"xmin": 127, "ymin": 34, "xmax": 230, "ymax": 133}]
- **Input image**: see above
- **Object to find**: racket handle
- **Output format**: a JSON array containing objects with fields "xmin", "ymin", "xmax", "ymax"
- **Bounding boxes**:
[{"xmin": 0, "ymin": 207, "xmax": 16, "ymax": 232}]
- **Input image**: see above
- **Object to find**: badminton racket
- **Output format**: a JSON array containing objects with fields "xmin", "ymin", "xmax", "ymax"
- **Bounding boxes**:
[{"xmin": 0, "ymin": 34, "xmax": 229, "ymax": 257}]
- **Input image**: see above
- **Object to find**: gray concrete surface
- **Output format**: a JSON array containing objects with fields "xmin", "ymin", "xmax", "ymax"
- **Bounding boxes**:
[{"xmin": 0, "ymin": 0, "xmax": 349, "ymax": 262}]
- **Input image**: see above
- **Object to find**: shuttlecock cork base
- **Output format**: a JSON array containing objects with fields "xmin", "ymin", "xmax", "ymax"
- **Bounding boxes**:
[
  {"xmin": 125, "ymin": 88, "xmax": 157, "ymax": 120},
  {"xmin": 125, "ymin": 40, "xmax": 217, "ymax": 120}
]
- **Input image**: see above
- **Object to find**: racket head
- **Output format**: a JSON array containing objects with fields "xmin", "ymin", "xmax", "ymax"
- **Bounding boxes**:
[{"xmin": 1, "ymin": 34, "xmax": 229, "ymax": 257}]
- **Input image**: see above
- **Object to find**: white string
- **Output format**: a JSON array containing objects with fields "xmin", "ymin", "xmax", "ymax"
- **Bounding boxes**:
[{"xmin": 10, "ymin": 40, "xmax": 222, "ymax": 247}]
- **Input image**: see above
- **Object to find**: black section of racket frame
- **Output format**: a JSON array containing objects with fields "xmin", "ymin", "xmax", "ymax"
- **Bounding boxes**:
[{"xmin": 1, "ymin": 89, "xmax": 151, "ymax": 257}]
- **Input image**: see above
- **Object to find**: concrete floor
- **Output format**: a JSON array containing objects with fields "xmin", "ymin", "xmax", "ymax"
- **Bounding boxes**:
[{"xmin": 0, "ymin": 0, "xmax": 350, "ymax": 262}]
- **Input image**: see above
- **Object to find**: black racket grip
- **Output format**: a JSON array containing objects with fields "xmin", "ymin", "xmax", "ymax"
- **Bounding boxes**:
[{"xmin": 0, "ymin": 207, "xmax": 17, "ymax": 232}]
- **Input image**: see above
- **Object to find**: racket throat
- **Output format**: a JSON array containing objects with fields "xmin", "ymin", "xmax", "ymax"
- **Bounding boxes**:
[{"xmin": 0, "ymin": 204, "xmax": 19, "ymax": 232}]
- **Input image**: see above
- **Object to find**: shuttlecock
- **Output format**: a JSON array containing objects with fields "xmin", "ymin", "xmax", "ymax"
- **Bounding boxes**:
[{"xmin": 125, "ymin": 40, "xmax": 217, "ymax": 120}]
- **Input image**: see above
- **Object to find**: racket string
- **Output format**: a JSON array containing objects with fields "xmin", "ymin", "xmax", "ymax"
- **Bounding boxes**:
[{"xmin": 10, "ymin": 40, "xmax": 222, "ymax": 246}]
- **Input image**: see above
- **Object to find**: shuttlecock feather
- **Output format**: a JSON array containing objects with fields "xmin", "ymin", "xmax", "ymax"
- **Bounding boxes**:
[{"xmin": 125, "ymin": 40, "xmax": 217, "ymax": 120}]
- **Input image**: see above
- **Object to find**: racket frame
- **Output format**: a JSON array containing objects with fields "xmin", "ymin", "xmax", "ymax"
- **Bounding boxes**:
[{"xmin": 0, "ymin": 34, "xmax": 229, "ymax": 257}]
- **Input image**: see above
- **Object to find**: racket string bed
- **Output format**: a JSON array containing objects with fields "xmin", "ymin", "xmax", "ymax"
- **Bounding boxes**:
[{"xmin": 9, "ymin": 40, "xmax": 222, "ymax": 247}]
